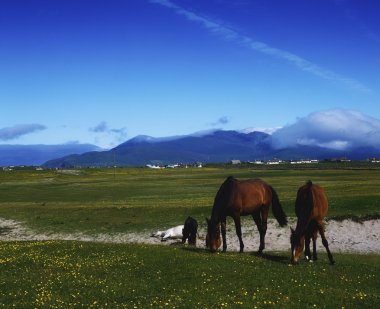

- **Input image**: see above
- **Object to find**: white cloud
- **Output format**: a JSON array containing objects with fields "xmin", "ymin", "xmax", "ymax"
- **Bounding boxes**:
[
  {"xmin": 241, "ymin": 126, "xmax": 282, "ymax": 135},
  {"xmin": 271, "ymin": 109, "xmax": 380, "ymax": 150},
  {"xmin": 150, "ymin": 0, "xmax": 370, "ymax": 92}
]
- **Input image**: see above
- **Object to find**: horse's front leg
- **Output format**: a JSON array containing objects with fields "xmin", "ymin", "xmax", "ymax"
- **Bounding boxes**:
[
  {"xmin": 304, "ymin": 234, "xmax": 311, "ymax": 261},
  {"xmin": 304, "ymin": 226, "xmax": 313, "ymax": 260},
  {"xmin": 221, "ymin": 218, "xmax": 227, "ymax": 252},
  {"xmin": 233, "ymin": 214, "xmax": 244, "ymax": 253}
]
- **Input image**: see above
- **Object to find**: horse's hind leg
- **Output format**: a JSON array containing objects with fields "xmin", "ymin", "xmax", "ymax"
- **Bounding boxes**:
[
  {"xmin": 252, "ymin": 210, "xmax": 267, "ymax": 254},
  {"xmin": 317, "ymin": 224, "xmax": 335, "ymax": 265},
  {"xmin": 221, "ymin": 217, "xmax": 227, "ymax": 252},
  {"xmin": 233, "ymin": 215, "xmax": 244, "ymax": 253},
  {"xmin": 312, "ymin": 229, "xmax": 318, "ymax": 261}
]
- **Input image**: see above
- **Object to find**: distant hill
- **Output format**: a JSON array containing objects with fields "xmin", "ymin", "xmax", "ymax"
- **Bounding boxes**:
[
  {"xmin": 42, "ymin": 130, "xmax": 380, "ymax": 168},
  {"xmin": 0, "ymin": 144, "xmax": 102, "ymax": 166}
]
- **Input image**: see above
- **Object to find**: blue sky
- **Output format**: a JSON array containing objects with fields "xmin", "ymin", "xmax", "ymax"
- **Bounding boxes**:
[{"xmin": 1, "ymin": 0, "xmax": 379, "ymax": 148}]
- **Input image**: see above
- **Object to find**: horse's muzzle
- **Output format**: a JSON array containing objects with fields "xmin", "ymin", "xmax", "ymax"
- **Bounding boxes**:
[{"xmin": 291, "ymin": 258, "xmax": 299, "ymax": 265}]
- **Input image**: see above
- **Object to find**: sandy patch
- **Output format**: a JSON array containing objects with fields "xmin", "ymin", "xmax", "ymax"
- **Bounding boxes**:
[{"xmin": 1, "ymin": 217, "xmax": 379, "ymax": 254}]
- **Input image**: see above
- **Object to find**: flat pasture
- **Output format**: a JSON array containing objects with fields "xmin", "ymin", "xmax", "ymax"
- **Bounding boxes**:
[
  {"xmin": 1, "ymin": 167, "xmax": 379, "ymax": 234},
  {"xmin": 1, "ymin": 241, "xmax": 379, "ymax": 308},
  {"xmin": 1, "ymin": 166, "xmax": 380, "ymax": 307}
]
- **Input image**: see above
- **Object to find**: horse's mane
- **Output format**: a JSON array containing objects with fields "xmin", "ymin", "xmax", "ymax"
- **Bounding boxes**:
[
  {"xmin": 294, "ymin": 180, "xmax": 314, "ymax": 234},
  {"xmin": 211, "ymin": 176, "xmax": 236, "ymax": 222}
]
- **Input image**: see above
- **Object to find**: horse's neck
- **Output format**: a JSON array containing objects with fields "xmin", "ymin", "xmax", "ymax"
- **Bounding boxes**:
[
  {"xmin": 294, "ymin": 216, "xmax": 311, "ymax": 236},
  {"xmin": 211, "ymin": 204, "xmax": 223, "ymax": 224}
]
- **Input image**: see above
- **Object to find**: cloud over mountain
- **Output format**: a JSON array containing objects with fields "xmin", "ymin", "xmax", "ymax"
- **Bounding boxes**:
[
  {"xmin": 0, "ymin": 124, "xmax": 46, "ymax": 141},
  {"xmin": 271, "ymin": 109, "xmax": 380, "ymax": 150},
  {"xmin": 89, "ymin": 121, "xmax": 128, "ymax": 145},
  {"xmin": 211, "ymin": 116, "xmax": 230, "ymax": 126},
  {"xmin": 90, "ymin": 121, "xmax": 108, "ymax": 133}
]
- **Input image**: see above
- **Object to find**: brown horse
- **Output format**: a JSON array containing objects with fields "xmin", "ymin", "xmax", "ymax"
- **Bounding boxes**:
[
  {"xmin": 290, "ymin": 181, "xmax": 335, "ymax": 264},
  {"xmin": 206, "ymin": 176, "xmax": 287, "ymax": 253}
]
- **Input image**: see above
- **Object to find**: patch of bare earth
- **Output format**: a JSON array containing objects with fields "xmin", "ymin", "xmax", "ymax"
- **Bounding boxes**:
[{"xmin": 1, "ymin": 218, "xmax": 379, "ymax": 254}]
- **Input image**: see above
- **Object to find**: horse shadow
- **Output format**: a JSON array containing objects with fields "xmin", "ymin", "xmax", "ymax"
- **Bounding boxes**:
[
  {"xmin": 177, "ymin": 244, "xmax": 291, "ymax": 261},
  {"xmin": 170, "ymin": 242, "xmax": 210, "ymax": 254},
  {"xmin": 253, "ymin": 252, "xmax": 290, "ymax": 264},
  {"xmin": 169, "ymin": 240, "xmax": 184, "ymax": 246},
  {"xmin": 168, "ymin": 238, "xmax": 290, "ymax": 261}
]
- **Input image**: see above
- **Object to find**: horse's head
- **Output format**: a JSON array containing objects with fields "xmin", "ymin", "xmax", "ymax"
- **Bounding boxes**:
[
  {"xmin": 290, "ymin": 227, "xmax": 304, "ymax": 264},
  {"xmin": 206, "ymin": 218, "xmax": 221, "ymax": 253}
]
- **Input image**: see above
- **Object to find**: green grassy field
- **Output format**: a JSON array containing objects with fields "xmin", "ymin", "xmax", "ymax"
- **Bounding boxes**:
[
  {"xmin": 1, "ymin": 166, "xmax": 379, "ymax": 307},
  {"xmin": 1, "ymin": 241, "xmax": 379, "ymax": 308},
  {"xmin": 0, "ymin": 167, "xmax": 379, "ymax": 234}
]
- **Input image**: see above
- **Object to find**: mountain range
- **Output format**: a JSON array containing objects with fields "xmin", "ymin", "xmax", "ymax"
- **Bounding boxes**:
[
  {"xmin": 0, "ymin": 144, "xmax": 102, "ymax": 166},
  {"xmin": 40, "ymin": 130, "xmax": 380, "ymax": 168}
]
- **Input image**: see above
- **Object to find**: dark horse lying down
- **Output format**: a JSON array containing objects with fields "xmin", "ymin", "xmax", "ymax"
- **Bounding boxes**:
[
  {"xmin": 290, "ymin": 181, "xmax": 335, "ymax": 264},
  {"xmin": 182, "ymin": 216, "xmax": 198, "ymax": 245},
  {"xmin": 206, "ymin": 176, "xmax": 288, "ymax": 253}
]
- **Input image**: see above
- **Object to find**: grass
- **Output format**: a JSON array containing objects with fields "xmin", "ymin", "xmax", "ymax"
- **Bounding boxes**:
[
  {"xmin": 0, "ymin": 167, "xmax": 380, "ymax": 234},
  {"xmin": 0, "ymin": 241, "xmax": 379, "ymax": 308},
  {"xmin": 327, "ymin": 213, "xmax": 380, "ymax": 223},
  {"xmin": 1, "ymin": 166, "xmax": 380, "ymax": 307}
]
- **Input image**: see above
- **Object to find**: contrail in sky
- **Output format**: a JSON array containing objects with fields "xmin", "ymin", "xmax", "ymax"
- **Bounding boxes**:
[{"xmin": 150, "ymin": 0, "xmax": 370, "ymax": 93}]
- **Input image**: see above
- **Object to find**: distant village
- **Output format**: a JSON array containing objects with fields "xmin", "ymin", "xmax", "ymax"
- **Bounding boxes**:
[
  {"xmin": 144, "ymin": 157, "xmax": 380, "ymax": 169},
  {"xmin": 2, "ymin": 157, "xmax": 380, "ymax": 171}
]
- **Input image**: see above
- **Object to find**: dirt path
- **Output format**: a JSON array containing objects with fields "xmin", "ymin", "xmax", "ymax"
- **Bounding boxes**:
[{"xmin": 1, "ymin": 218, "xmax": 379, "ymax": 254}]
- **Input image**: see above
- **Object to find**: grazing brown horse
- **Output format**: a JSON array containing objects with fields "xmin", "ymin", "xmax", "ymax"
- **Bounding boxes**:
[
  {"xmin": 290, "ymin": 181, "xmax": 335, "ymax": 264},
  {"xmin": 206, "ymin": 176, "xmax": 287, "ymax": 253}
]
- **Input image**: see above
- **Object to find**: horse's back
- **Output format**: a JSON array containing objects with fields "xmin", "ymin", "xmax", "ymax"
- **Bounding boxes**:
[
  {"xmin": 297, "ymin": 181, "xmax": 328, "ymax": 221},
  {"xmin": 238, "ymin": 179, "xmax": 271, "ymax": 197},
  {"xmin": 234, "ymin": 178, "xmax": 272, "ymax": 212},
  {"xmin": 213, "ymin": 177, "xmax": 273, "ymax": 216}
]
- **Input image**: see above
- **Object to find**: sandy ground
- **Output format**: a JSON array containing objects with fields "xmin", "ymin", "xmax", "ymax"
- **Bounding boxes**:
[{"xmin": 1, "ymin": 217, "xmax": 379, "ymax": 254}]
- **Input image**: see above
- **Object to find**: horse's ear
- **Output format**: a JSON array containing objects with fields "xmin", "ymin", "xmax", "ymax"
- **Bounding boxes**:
[
  {"xmin": 290, "ymin": 227, "xmax": 295, "ymax": 234},
  {"xmin": 205, "ymin": 217, "xmax": 210, "ymax": 225}
]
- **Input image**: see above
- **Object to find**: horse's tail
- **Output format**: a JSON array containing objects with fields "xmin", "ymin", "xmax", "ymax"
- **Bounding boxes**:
[
  {"xmin": 270, "ymin": 186, "xmax": 288, "ymax": 227},
  {"xmin": 303, "ymin": 180, "xmax": 314, "ymax": 218}
]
